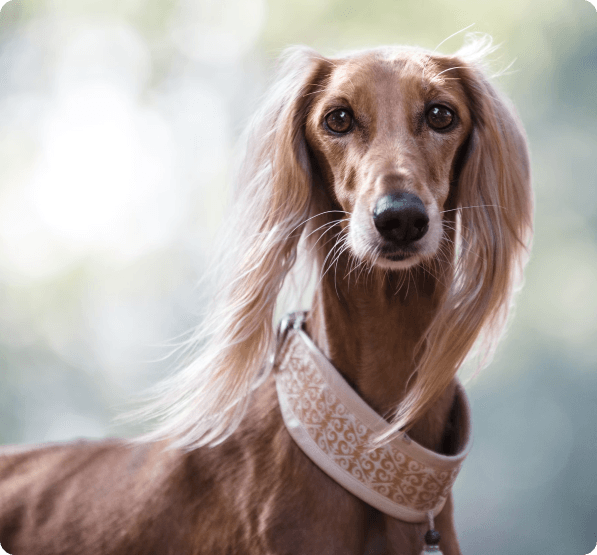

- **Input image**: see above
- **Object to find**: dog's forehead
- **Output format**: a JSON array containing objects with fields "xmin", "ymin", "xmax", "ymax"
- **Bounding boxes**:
[
  {"xmin": 327, "ymin": 54, "xmax": 414, "ymax": 91},
  {"xmin": 325, "ymin": 51, "xmax": 463, "ymax": 105}
]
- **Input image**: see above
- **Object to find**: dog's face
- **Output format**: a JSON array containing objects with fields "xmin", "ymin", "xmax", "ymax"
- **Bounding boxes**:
[{"xmin": 305, "ymin": 51, "xmax": 474, "ymax": 270}]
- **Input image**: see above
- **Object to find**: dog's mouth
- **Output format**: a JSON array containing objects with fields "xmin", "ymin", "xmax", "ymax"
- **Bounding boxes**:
[
  {"xmin": 385, "ymin": 252, "xmax": 410, "ymax": 261},
  {"xmin": 379, "ymin": 245, "xmax": 417, "ymax": 262}
]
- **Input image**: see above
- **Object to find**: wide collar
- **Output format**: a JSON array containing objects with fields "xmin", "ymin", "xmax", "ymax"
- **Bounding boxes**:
[{"xmin": 274, "ymin": 313, "xmax": 472, "ymax": 523}]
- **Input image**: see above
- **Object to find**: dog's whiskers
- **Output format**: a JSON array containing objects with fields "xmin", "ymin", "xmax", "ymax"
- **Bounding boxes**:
[
  {"xmin": 439, "ymin": 204, "xmax": 504, "ymax": 215},
  {"xmin": 305, "ymin": 218, "xmax": 344, "ymax": 243},
  {"xmin": 290, "ymin": 209, "xmax": 348, "ymax": 236}
]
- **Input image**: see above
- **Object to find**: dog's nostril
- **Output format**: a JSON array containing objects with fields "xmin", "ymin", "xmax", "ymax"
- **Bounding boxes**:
[
  {"xmin": 413, "ymin": 218, "xmax": 429, "ymax": 233},
  {"xmin": 373, "ymin": 193, "xmax": 429, "ymax": 244}
]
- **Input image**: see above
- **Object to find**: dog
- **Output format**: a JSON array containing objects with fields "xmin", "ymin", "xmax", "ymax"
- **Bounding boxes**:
[{"xmin": 0, "ymin": 37, "xmax": 533, "ymax": 555}]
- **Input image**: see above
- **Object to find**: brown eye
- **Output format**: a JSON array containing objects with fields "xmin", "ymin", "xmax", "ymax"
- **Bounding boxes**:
[
  {"xmin": 426, "ymin": 105, "xmax": 455, "ymax": 130},
  {"xmin": 325, "ymin": 109, "xmax": 353, "ymax": 133}
]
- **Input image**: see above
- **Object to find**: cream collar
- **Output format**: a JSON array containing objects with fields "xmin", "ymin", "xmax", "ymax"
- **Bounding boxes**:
[{"xmin": 274, "ymin": 313, "xmax": 472, "ymax": 523}]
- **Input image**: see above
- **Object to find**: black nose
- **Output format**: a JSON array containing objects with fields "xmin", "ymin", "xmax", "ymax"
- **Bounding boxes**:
[{"xmin": 373, "ymin": 193, "xmax": 429, "ymax": 244}]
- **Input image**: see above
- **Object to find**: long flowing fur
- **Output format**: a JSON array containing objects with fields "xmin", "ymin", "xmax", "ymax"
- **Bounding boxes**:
[
  {"xmin": 131, "ymin": 47, "xmax": 329, "ymax": 448},
  {"xmin": 133, "ymin": 36, "xmax": 532, "ymax": 449}
]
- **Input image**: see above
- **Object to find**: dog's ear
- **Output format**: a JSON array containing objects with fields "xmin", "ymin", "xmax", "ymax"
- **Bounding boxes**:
[
  {"xmin": 452, "ymin": 61, "xmax": 533, "ymax": 344},
  {"xmin": 384, "ymin": 56, "xmax": 533, "ymax": 441},
  {"xmin": 131, "ymin": 48, "xmax": 332, "ymax": 449}
]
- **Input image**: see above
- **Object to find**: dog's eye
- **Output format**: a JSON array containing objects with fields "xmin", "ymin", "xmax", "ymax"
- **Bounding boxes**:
[
  {"xmin": 426, "ymin": 105, "xmax": 455, "ymax": 130},
  {"xmin": 325, "ymin": 109, "xmax": 353, "ymax": 134}
]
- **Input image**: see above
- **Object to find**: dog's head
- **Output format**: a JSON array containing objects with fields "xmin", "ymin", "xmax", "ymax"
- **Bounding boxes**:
[{"xmin": 304, "ymin": 49, "xmax": 475, "ymax": 271}]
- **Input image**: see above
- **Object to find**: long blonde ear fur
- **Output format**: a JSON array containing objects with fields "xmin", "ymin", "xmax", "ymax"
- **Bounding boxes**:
[{"xmin": 131, "ymin": 47, "xmax": 330, "ymax": 449}]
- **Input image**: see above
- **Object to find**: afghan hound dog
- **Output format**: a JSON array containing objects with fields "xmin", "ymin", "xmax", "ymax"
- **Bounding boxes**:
[{"xmin": 0, "ymin": 36, "xmax": 532, "ymax": 555}]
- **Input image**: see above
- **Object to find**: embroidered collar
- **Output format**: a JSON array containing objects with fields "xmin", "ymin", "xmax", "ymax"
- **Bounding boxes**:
[{"xmin": 274, "ymin": 313, "xmax": 472, "ymax": 523}]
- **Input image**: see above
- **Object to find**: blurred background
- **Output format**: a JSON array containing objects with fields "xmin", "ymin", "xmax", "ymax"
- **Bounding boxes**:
[{"xmin": 0, "ymin": 0, "xmax": 595, "ymax": 553}]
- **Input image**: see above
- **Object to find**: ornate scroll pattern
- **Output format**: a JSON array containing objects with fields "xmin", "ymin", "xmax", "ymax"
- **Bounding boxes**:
[{"xmin": 277, "ymin": 333, "xmax": 463, "ymax": 513}]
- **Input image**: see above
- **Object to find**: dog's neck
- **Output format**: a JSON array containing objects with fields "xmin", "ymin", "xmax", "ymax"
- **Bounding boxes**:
[{"xmin": 305, "ymin": 220, "xmax": 456, "ymax": 452}]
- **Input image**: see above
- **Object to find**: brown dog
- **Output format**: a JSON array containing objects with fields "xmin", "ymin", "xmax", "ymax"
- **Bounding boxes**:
[{"xmin": 0, "ymin": 39, "xmax": 532, "ymax": 554}]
